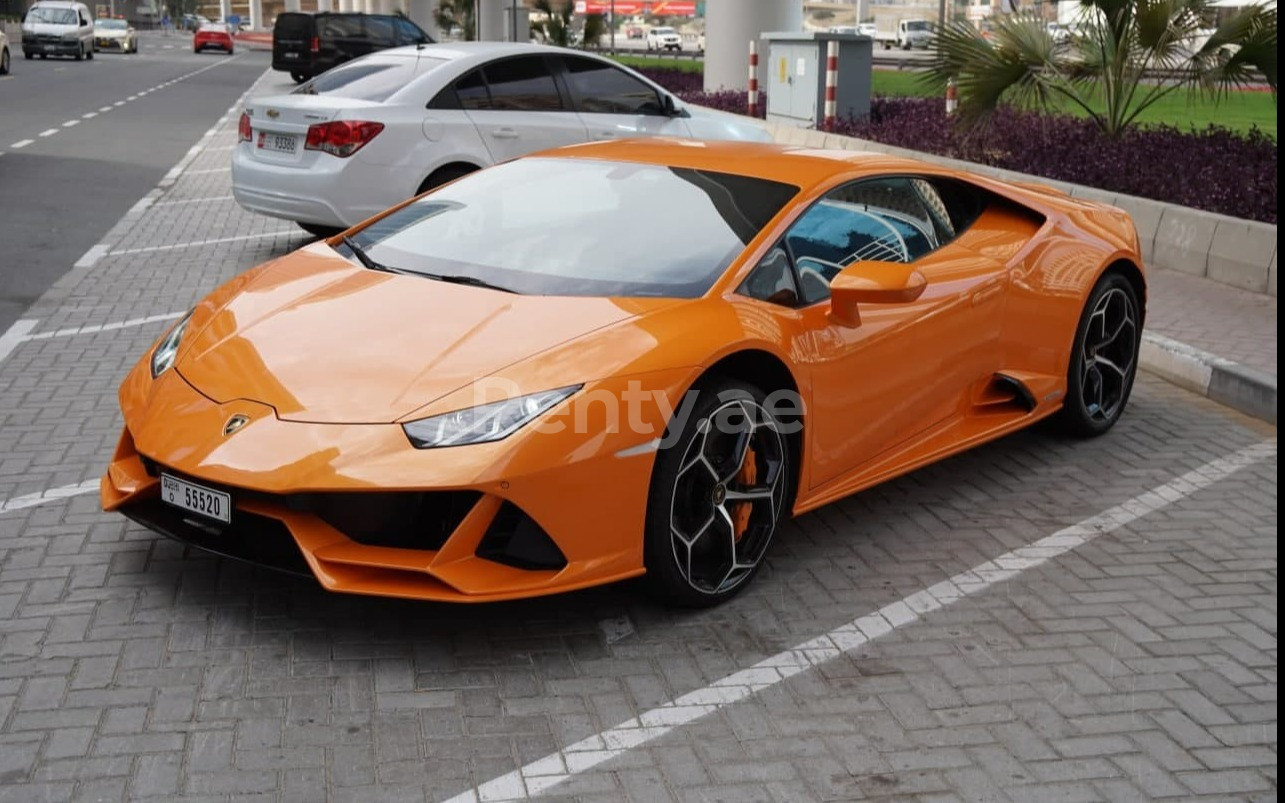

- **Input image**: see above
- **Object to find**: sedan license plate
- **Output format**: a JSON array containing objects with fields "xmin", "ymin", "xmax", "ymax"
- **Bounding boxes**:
[
  {"xmin": 44, "ymin": 44, "xmax": 57, "ymax": 51},
  {"xmin": 160, "ymin": 474, "xmax": 231, "ymax": 524},
  {"xmin": 257, "ymin": 131, "xmax": 298, "ymax": 154}
]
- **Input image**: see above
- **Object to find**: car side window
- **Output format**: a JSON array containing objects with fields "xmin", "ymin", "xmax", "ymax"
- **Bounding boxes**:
[
  {"xmin": 79, "ymin": 10, "xmax": 89, "ymax": 25},
  {"xmin": 480, "ymin": 56, "xmax": 564, "ymax": 111},
  {"xmin": 561, "ymin": 56, "xmax": 663, "ymax": 115},
  {"xmin": 364, "ymin": 16, "xmax": 395, "ymax": 47},
  {"xmin": 450, "ymin": 68, "xmax": 489, "ymax": 110},
  {"xmin": 785, "ymin": 177, "xmax": 942, "ymax": 305},
  {"xmin": 737, "ymin": 245, "xmax": 799, "ymax": 307},
  {"xmin": 395, "ymin": 17, "xmax": 428, "ymax": 45}
]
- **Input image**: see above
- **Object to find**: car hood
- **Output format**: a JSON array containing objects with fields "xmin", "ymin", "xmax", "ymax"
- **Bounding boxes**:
[
  {"xmin": 24, "ymin": 22, "xmax": 78, "ymax": 34},
  {"xmin": 176, "ymin": 244, "xmax": 670, "ymax": 424},
  {"xmin": 684, "ymin": 104, "xmax": 772, "ymax": 142}
]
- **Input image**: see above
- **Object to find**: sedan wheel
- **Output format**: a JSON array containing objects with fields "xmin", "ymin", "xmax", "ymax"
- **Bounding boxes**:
[
  {"xmin": 1058, "ymin": 273, "xmax": 1140, "ymax": 436},
  {"xmin": 645, "ymin": 378, "xmax": 789, "ymax": 606},
  {"xmin": 1, "ymin": 48, "xmax": 9, "ymax": 75}
]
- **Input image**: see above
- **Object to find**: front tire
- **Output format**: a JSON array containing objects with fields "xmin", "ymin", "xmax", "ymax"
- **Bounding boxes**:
[
  {"xmin": 1057, "ymin": 272, "xmax": 1141, "ymax": 437},
  {"xmin": 85, "ymin": 45, "xmax": 92, "ymax": 59},
  {"xmin": 1, "ymin": 48, "xmax": 9, "ymax": 74},
  {"xmin": 644, "ymin": 377, "xmax": 791, "ymax": 607}
]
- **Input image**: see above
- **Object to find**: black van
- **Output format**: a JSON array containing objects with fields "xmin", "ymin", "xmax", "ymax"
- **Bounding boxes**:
[{"xmin": 272, "ymin": 12, "xmax": 434, "ymax": 83}]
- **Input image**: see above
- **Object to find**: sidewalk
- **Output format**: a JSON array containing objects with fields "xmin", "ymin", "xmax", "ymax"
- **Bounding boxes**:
[{"xmin": 1141, "ymin": 268, "xmax": 1277, "ymax": 423}]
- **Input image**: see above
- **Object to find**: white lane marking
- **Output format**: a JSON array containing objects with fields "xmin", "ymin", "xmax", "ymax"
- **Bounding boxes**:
[
  {"xmin": 0, "ymin": 319, "xmax": 39, "ymax": 364},
  {"xmin": 127, "ymin": 95, "xmax": 138, "ymax": 100},
  {"xmin": 445, "ymin": 438, "xmax": 1279, "ymax": 803},
  {"xmin": 62, "ymin": 120, "xmax": 80, "ymax": 128},
  {"xmin": 39, "ymin": 129, "xmax": 60, "ymax": 137},
  {"xmin": 114, "ymin": 101, "xmax": 126, "ymax": 106},
  {"xmin": 184, "ymin": 166, "xmax": 231, "ymax": 174},
  {"xmin": 109, "ymin": 230, "xmax": 299, "ymax": 256},
  {"xmin": 152, "ymin": 194, "xmax": 235, "ymax": 206},
  {"xmin": 0, "ymin": 480, "xmax": 100, "ymax": 516},
  {"xmin": 23, "ymin": 311, "xmax": 184, "ymax": 342},
  {"xmin": 74, "ymin": 243, "xmax": 112, "ymax": 269},
  {"xmin": 99, "ymin": 106, "xmax": 112, "ymax": 112},
  {"xmin": 82, "ymin": 112, "xmax": 98, "ymax": 119},
  {"xmin": 11, "ymin": 139, "xmax": 34, "ymax": 149}
]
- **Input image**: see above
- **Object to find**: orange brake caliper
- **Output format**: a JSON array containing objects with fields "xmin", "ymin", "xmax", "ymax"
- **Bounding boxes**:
[{"xmin": 731, "ymin": 445, "xmax": 757, "ymax": 542}]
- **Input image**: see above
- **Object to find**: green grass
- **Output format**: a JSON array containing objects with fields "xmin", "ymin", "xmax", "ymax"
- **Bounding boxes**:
[{"xmin": 610, "ymin": 55, "xmax": 1276, "ymax": 136}]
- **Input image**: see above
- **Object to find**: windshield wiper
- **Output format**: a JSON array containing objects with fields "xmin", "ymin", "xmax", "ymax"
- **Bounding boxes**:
[
  {"xmin": 341, "ymin": 235, "xmax": 406, "ymax": 275},
  {"xmin": 423, "ymin": 273, "xmax": 516, "ymax": 294}
]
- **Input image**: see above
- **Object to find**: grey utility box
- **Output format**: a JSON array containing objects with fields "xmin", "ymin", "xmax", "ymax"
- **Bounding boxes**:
[{"xmin": 762, "ymin": 32, "xmax": 873, "ymax": 129}]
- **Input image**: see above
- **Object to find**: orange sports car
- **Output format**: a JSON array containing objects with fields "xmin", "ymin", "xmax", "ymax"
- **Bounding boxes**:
[{"xmin": 102, "ymin": 140, "xmax": 1144, "ymax": 606}]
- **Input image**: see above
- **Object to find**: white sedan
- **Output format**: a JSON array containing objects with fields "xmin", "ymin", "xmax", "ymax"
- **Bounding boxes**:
[
  {"xmin": 94, "ymin": 18, "xmax": 138, "ymax": 53},
  {"xmin": 232, "ymin": 42, "xmax": 769, "ymax": 235}
]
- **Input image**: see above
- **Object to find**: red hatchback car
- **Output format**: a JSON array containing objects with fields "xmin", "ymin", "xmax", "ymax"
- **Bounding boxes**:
[{"xmin": 193, "ymin": 23, "xmax": 234, "ymax": 53}]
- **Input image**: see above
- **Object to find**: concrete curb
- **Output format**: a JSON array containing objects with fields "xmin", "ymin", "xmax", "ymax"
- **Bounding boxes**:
[
  {"xmin": 1140, "ymin": 333, "xmax": 1277, "ymax": 424},
  {"xmin": 758, "ymin": 122, "xmax": 1278, "ymax": 298}
]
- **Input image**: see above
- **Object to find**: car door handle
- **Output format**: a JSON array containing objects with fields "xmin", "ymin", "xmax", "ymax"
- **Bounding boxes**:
[
  {"xmin": 492, "ymin": 127, "xmax": 519, "ymax": 139},
  {"xmin": 593, "ymin": 131, "xmax": 617, "ymax": 139}
]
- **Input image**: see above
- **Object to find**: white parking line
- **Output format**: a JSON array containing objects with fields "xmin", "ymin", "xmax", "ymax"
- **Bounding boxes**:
[
  {"xmin": 11, "ymin": 139, "xmax": 34, "ymax": 149},
  {"xmin": 0, "ymin": 480, "xmax": 100, "ymax": 516},
  {"xmin": 185, "ymin": 166, "xmax": 231, "ymax": 174},
  {"xmin": 109, "ymin": 230, "xmax": 299, "ymax": 256},
  {"xmin": 444, "ymin": 438, "xmax": 1278, "ymax": 803},
  {"xmin": 23, "ymin": 311, "xmax": 184, "ymax": 342},
  {"xmin": 39, "ymin": 129, "xmax": 60, "ymax": 137},
  {"xmin": 74, "ymin": 243, "xmax": 113, "ymax": 269},
  {"xmin": 152, "ymin": 194, "xmax": 236, "ymax": 206},
  {"xmin": 0, "ymin": 319, "xmax": 39, "ymax": 364}
]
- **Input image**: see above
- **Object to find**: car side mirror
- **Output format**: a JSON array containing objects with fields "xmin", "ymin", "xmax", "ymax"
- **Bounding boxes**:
[
  {"xmin": 828, "ymin": 261, "xmax": 927, "ymax": 328},
  {"xmin": 662, "ymin": 93, "xmax": 679, "ymax": 117}
]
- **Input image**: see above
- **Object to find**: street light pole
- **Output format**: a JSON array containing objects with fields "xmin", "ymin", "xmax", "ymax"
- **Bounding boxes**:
[{"xmin": 610, "ymin": 0, "xmax": 616, "ymax": 53}]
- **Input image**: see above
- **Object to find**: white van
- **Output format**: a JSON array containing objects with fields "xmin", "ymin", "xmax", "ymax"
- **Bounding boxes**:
[{"xmin": 21, "ymin": 0, "xmax": 95, "ymax": 61}]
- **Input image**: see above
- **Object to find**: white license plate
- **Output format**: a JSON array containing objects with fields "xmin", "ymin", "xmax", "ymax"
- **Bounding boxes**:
[
  {"xmin": 257, "ymin": 132, "xmax": 298, "ymax": 153},
  {"xmin": 160, "ymin": 474, "xmax": 231, "ymax": 524},
  {"xmin": 44, "ymin": 44, "xmax": 57, "ymax": 51},
  {"xmin": 283, "ymin": 51, "xmax": 299, "ymax": 59}
]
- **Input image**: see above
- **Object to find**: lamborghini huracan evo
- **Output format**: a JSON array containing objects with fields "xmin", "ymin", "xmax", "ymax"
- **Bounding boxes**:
[{"xmin": 102, "ymin": 139, "xmax": 1145, "ymax": 606}]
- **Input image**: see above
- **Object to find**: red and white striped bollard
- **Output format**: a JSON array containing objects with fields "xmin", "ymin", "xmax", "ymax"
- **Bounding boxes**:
[
  {"xmin": 945, "ymin": 77, "xmax": 958, "ymax": 115},
  {"xmin": 747, "ymin": 40, "xmax": 759, "ymax": 118},
  {"xmin": 823, "ymin": 40, "xmax": 839, "ymax": 132}
]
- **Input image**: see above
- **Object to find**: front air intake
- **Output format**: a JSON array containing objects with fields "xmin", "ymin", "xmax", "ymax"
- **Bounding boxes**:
[{"xmin": 476, "ymin": 503, "xmax": 567, "ymax": 571}]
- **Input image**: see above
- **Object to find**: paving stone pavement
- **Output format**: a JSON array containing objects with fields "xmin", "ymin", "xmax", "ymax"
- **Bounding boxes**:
[
  {"xmin": 1145, "ymin": 270, "xmax": 1278, "ymax": 377},
  {"xmin": 0, "ymin": 69, "xmax": 1278, "ymax": 802}
]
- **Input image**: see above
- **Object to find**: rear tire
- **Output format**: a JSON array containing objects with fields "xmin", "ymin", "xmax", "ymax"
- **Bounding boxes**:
[
  {"xmin": 1057, "ymin": 272, "xmax": 1141, "ymax": 437},
  {"xmin": 643, "ymin": 376, "xmax": 791, "ymax": 607},
  {"xmin": 416, "ymin": 164, "xmax": 477, "ymax": 195},
  {"xmin": 297, "ymin": 222, "xmax": 344, "ymax": 238},
  {"xmin": 290, "ymin": 71, "xmax": 308, "ymax": 83},
  {"xmin": 1, "ymin": 48, "xmax": 9, "ymax": 74}
]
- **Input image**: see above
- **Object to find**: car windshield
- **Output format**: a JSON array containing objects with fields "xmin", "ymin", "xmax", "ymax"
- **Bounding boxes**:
[
  {"xmin": 905, "ymin": 20, "xmax": 930, "ymax": 30},
  {"xmin": 653, "ymin": 27, "xmax": 676, "ymax": 34},
  {"xmin": 198, "ymin": 24, "xmax": 226, "ymax": 31},
  {"xmin": 97, "ymin": 19, "xmax": 126, "ymax": 28},
  {"xmin": 27, "ymin": 6, "xmax": 78, "ymax": 23},
  {"xmin": 294, "ymin": 57, "xmax": 446, "ymax": 101},
  {"xmin": 343, "ymin": 157, "xmax": 799, "ymax": 298}
]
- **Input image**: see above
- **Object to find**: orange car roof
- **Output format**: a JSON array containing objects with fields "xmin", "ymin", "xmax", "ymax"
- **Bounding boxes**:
[{"xmin": 541, "ymin": 138, "xmax": 936, "ymax": 190}]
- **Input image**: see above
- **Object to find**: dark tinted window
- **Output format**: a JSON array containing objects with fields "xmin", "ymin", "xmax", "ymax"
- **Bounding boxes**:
[
  {"xmin": 274, "ymin": 12, "xmax": 313, "ymax": 37},
  {"xmin": 738, "ymin": 245, "xmax": 799, "ymax": 306},
  {"xmin": 317, "ymin": 14, "xmax": 362, "ymax": 39},
  {"xmin": 481, "ymin": 56, "xmax": 563, "ymax": 111},
  {"xmin": 395, "ymin": 17, "xmax": 429, "ymax": 44},
  {"xmin": 294, "ymin": 57, "xmax": 443, "ymax": 101},
  {"xmin": 562, "ymin": 56, "xmax": 663, "ymax": 115},
  {"xmin": 346, "ymin": 158, "xmax": 799, "ymax": 298},
  {"xmin": 453, "ymin": 69, "xmax": 489, "ymax": 109},
  {"xmin": 364, "ymin": 16, "xmax": 395, "ymax": 47}
]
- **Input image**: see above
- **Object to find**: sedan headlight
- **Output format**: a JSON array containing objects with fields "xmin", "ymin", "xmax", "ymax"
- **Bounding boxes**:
[
  {"xmin": 150, "ymin": 312, "xmax": 194, "ymax": 378},
  {"xmin": 403, "ymin": 385, "xmax": 581, "ymax": 449}
]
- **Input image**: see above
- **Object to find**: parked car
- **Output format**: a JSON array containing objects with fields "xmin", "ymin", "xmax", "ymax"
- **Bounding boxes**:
[
  {"xmin": 272, "ymin": 11, "xmax": 434, "ymax": 83},
  {"xmin": 0, "ymin": 28, "xmax": 10, "ymax": 74},
  {"xmin": 111, "ymin": 140, "xmax": 1146, "ymax": 606},
  {"xmin": 858, "ymin": 23, "xmax": 878, "ymax": 37},
  {"xmin": 646, "ymin": 26, "xmax": 681, "ymax": 51},
  {"xmin": 180, "ymin": 13, "xmax": 211, "ymax": 32},
  {"xmin": 233, "ymin": 42, "xmax": 771, "ymax": 236},
  {"xmin": 94, "ymin": 18, "xmax": 138, "ymax": 53},
  {"xmin": 20, "ymin": 0, "xmax": 95, "ymax": 61},
  {"xmin": 193, "ymin": 22, "xmax": 234, "ymax": 53}
]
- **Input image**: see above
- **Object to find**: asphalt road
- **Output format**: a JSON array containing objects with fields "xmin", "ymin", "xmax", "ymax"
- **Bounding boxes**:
[{"xmin": 0, "ymin": 33, "xmax": 268, "ymax": 333}]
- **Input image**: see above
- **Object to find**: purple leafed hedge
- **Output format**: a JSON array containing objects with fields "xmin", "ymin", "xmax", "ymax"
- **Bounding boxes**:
[{"xmin": 641, "ymin": 67, "xmax": 1277, "ymax": 224}]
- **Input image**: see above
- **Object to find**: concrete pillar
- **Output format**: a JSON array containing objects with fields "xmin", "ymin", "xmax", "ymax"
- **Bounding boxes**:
[
  {"xmin": 404, "ymin": 0, "xmax": 440, "ymax": 38},
  {"xmin": 316, "ymin": 0, "xmax": 331, "ymax": 11},
  {"xmin": 476, "ymin": 0, "xmax": 505, "ymax": 41},
  {"xmin": 376, "ymin": 0, "xmax": 392, "ymax": 14},
  {"xmin": 704, "ymin": 0, "xmax": 804, "ymax": 92},
  {"xmin": 284, "ymin": 0, "xmax": 300, "ymax": 11},
  {"xmin": 248, "ymin": 0, "xmax": 262, "ymax": 30},
  {"xmin": 219, "ymin": 0, "xmax": 231, "ymax": 21},
  {"xmin": 364, "ymin": 0, "xmax": 375, "ymax": 13}
]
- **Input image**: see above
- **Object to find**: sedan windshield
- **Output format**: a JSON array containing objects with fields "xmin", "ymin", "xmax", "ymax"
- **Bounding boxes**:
[
  {"xmin": 97, "ymin": 19, "xmax": 126, "ymax": 28},
  {"xmin": 344, "ymin": 157, "xmax": 798, "ymax": 298}
]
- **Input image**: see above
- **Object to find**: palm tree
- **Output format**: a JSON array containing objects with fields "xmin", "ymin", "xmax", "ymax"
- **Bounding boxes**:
[
  {"xmin": 435, "ymin": 0, "xmax": 476, "ymax": 40},
  {"xmin": 530, "ymin": 0, "xmax": 604, "ymax": 47},
  {"xmin": 926, "ymin": 0, "xmax": 1277, "ymax": 136}
]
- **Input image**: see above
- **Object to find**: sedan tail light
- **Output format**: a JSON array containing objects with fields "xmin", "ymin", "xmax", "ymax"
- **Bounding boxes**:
[
  {"xmin": 304, "ymin": 120, "xmax": 384, "ymax": 158},
  {"xmin": 238, "ymin": 112, "xmax": 252, "ymax": 142}
]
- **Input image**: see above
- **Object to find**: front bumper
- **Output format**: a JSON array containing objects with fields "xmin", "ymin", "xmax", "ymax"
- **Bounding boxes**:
[
  {"xmin": 23, "ymin": 39, "xmax": 81, "ymax": 55},
  {"xmin": 95, "ymin": 36, "xmax": 127, "ymax": 49},
  {"xmin": 102, "ymin": 364, "xmax": 684, "ymax": 602}
]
